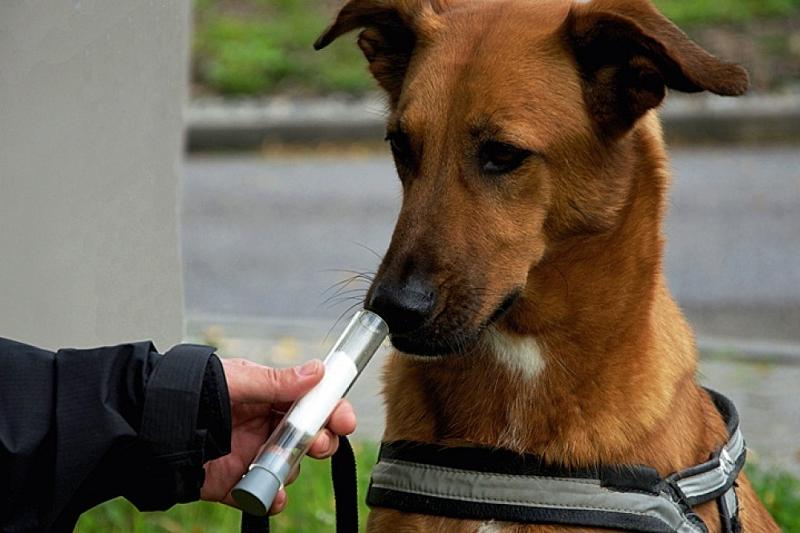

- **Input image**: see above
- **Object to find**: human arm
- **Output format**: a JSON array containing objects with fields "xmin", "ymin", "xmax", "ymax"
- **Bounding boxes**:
[{"xmin": 0, "ymin": 338, "xmax": 231, "ymax": 531}]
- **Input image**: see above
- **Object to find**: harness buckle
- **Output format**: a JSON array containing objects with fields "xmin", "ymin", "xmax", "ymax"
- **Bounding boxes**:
[{"xmin": 719, "ymin": 448, "xmax": 735, "ymax": 476}]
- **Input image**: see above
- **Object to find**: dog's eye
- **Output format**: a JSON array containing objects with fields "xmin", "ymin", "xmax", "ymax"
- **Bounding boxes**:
[
  {"xmin": 385, "ymin": 131, "xmax": 412, "ymax": 164},
  {"xmin": 479, "ymin": 141, "xmax": 531, "ymax": 175}
]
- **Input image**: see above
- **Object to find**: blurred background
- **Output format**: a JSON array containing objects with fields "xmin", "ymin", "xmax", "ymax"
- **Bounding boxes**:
[{"xmin": 1, "ymin": 0, "xmax": 797, "ymax": 531}]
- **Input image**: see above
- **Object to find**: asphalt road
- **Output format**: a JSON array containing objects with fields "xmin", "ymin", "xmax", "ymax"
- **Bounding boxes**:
[{"xmin": 182, "ymin": 145, "xmax": 800, "ymax": 342}]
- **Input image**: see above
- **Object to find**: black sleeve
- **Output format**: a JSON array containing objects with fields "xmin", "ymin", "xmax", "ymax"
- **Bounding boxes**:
[{"xmin": 0, "ymin": 338, "xmax": 232, "ymax": 533}]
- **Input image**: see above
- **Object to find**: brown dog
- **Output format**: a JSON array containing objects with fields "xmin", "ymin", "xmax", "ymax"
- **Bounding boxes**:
[{"xmin": 317, "ymin": 0, "xmax": 778, "ymax": 531}]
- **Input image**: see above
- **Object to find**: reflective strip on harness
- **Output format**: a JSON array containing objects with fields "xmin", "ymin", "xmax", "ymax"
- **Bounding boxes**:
[
  {"xmin": 674, "ymin": 427, "xmax": 745, "ymax": 503},
  {"xmin": 723, "ymin": 487, "xmax": 738, "ymax": 519},
  {"xmin": 369, "ymin": 458, "xmax": 703, "ymax": 533}
]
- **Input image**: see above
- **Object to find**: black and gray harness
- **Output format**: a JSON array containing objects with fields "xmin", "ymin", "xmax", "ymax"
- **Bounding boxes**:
[{"xmin": 242, "ymin": 388, "xmax": 744, "ymax": 533}]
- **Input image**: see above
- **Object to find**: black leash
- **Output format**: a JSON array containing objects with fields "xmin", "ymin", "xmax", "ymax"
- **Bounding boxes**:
[
  {"xmin": 240, "ymin": 435, "xmax": 359, "ymax": 533},
  {"xmin": 331, "ymin": 435, "xmax": 360, "ymax": 533},
  {"xmin": 240, "ymin": 511, "xmax": 268, "ymax": 533}
]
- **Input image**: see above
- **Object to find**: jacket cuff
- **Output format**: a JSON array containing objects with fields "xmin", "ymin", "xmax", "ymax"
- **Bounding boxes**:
[
  {"xmin": 130, "ymin": 344, "xmax": 227, "ymax": 510},
  {"xmin": 198, "ymin": 353, "xmax": 232, "ymax": 462}
]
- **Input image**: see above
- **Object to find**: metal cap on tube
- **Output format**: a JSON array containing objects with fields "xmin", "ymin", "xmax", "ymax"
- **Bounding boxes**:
[
  {"xmin": 233, "ymin": 466, "xmax": 282, "ymax": 516},
  {"xmin": 233, "ymin": 428, "xmax": 297, "ymax": 516}
]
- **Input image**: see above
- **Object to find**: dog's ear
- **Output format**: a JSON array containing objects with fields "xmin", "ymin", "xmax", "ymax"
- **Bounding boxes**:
[
  {"xmin": 315, "ymin": 0, "xmax": 445, "ymax": 104},
  {"xmin": 566, "ymin": 0, "xmax": 748, "ymax": 137}
]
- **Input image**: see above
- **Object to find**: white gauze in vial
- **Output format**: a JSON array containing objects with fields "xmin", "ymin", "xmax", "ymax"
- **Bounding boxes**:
[{"xmin": 287, "ymin": 351, "xmax": 358, "ymax": 434}]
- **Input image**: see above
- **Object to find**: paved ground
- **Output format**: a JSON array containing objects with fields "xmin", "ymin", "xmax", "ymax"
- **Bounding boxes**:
[
  {"xmin": 183, "ymin": 145, "xmax": 800, "ymax": 342},
  {"xmin": 182, "ymin": 145, "xmax": 800, "ymax": 475}
]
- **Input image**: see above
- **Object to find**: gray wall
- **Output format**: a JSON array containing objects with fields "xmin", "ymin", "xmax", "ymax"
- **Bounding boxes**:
[{"xmin": 0, "ymin": 1, "xmax": 190, "ymax": 350}]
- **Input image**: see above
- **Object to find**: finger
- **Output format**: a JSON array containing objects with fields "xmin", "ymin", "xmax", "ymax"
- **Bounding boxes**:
[
  {"xmin": 308, "ymin": 428, "xmax": 340, "ymax": 459},
  {"xmin": 268, "ymin": 489, "xmax": 288, "ymax": 515},
  {"xmin": 285, "ymin": 464, "xmax": 301, "ymax": 486},
  {"xmin": 221, "ymin": 492, "xmax": 238, "ymax": 508},
  {"xmin": 223, "ymin": 358, "xmax": 324, "ymax": 404},
  {"xmin": 327, "ymin": 400, "xmax": 357, "ymax": 436}
]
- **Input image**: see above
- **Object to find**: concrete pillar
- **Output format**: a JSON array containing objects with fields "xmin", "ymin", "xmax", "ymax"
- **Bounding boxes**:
[{"xmin": 0, "ymin": 1, "xmax": 190, "ymax": 350}]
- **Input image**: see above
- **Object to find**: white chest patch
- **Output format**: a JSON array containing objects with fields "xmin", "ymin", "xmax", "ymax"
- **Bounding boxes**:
[
  {"xmin": 476, "ymin": 521, "xmax": 509, "ymax": 533},
  {"xmin": 482, "ymin": 327, "xmax": 545, "ymax": 380}
]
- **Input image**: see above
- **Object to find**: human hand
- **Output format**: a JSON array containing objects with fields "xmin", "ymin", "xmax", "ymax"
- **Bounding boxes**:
[{"xmin": 200, "ymin": 358, "xmax": 357, "ymax": 514}]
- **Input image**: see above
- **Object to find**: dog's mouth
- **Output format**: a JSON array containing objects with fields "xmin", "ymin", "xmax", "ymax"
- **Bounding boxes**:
[{"xmin": 389, "ymin": 289, "xmax": 522, "ymax": 357}]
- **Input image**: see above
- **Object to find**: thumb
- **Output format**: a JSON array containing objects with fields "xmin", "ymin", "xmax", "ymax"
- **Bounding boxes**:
[{"xmin": 224, "ymin": 358, "xmax": 324, "ymax": 404}]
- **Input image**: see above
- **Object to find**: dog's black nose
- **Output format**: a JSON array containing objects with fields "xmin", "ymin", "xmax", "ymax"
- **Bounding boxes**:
[{"xmin": 366, "ymin": 276, "xmax": 437, "ymax": 334}]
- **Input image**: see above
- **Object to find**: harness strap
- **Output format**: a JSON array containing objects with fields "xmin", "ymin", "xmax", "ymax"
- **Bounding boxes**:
[
  {"xmin": 367, "ymin": 445, "xmax": 705, "ymax": 532},
  {"xmin": 668, "ymin": 389, "xmax": 744, "ymax": 531},
  {"xmin": 719, "ymin": 486, "xmax": 742, "ymax": 533},
  {"xmin": 367, "ymin": 388, "xmax": 744, "ymax": 532},
  {"xmin": 239, "ymin": 435, "xmax": 359, "ymax": 533}
]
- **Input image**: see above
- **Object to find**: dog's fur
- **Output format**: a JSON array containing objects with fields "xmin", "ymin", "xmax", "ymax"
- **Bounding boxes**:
[{"xmin": 317, "ymin": 0, "xmax": 779, "ymax": 531}]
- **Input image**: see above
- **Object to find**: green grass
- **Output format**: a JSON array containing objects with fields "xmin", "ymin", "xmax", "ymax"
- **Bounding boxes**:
[
  {"xmin": 746, "ymin": 464, "xmax": 800, "ymax": 531},
  {"xmin": 76, "ymin": 443, "xmax": 799, "ymax": 532},
  {"xmin": 193, "ymin": 0, "xmax": 374, "ymax": 96},
  {"xmin": 75, "ymin": 442, "xmax": 378, "ymax": 533},
  {"xmin": 191, "ymin": 0, "xmax": 800, "ymax": 97},
  {"xmin": 654, "ymin": 0, "xmax": 800, "ymax": 25}
]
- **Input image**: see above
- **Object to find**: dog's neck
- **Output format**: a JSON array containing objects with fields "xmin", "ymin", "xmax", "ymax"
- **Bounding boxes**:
[{"xmin": 381, "ymin": 116, "xmax": 728, "ymax": 476}]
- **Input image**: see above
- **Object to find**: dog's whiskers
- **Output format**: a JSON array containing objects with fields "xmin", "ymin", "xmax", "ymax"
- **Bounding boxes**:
[
  {"xmin": 349, "ymin": 240, "xmax": 384, "ymax": 261},
  {"xmin": 321, "ymin": 288, "xmax": 369, "ymax": 307}
]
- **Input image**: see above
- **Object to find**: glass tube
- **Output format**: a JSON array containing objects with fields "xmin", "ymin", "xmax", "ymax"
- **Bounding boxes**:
[{"xmin": 232, "ymin": 309, "xmax": 388, "ymax": 516}]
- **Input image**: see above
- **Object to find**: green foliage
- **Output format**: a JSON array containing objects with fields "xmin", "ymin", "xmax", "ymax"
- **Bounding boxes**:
[
  {"xmin": 75, "ymin": 498, "xmax": 240, "ymax": 532},
  {"xmin": 653, "ymin": 0, "xmax": 800, "ymax": 24},
  {"xmin": 193, "ymin": 0, "xmax": 374, "ymax": 96},
  {"xmin": 746, "ymin": 464, "xmax": 800, "ymax": 531},
  {"xmin": 192, "ymin": 0, "xmax": 800, "ymax": 96}
]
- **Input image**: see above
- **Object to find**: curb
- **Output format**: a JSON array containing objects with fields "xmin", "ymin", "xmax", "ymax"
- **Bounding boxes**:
[
  {"xmin": 186, "ymin": 95, "xmax": 388, "ymax": 151},
  {"xmin": 698, "ymin": 336, "xmax": 800, "ymax": 367},
  {"xmin": 185, "ymin": 93, "xmax": 800, "ymax": 151},
  {"xmin": 661, "ymin": 93, "xmax": 800, "ymax": 145}
]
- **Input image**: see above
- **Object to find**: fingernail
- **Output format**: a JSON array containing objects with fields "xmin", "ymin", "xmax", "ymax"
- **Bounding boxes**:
[
  {"xmin": 317, "ymin": 431, "xmax": 330, "ymax": 450},
  {"xmin": 297, "ymin": 359, "xmax": 320, "ymax": 376}
]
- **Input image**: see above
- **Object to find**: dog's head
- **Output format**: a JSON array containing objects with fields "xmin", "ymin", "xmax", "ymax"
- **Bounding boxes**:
[{"xmin": 317, "ymin": 0, "xmax": 747, "ymax": 356}]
